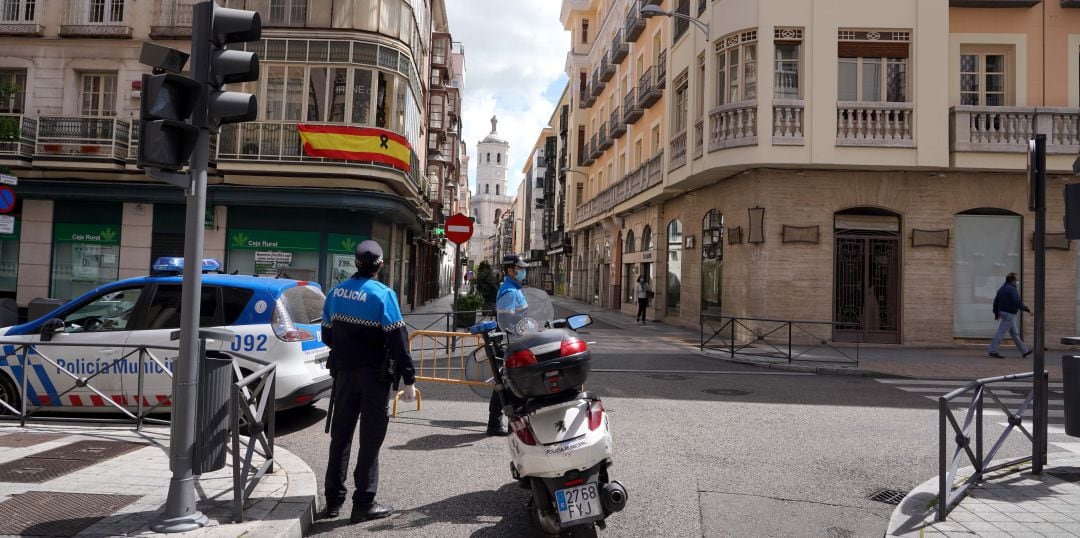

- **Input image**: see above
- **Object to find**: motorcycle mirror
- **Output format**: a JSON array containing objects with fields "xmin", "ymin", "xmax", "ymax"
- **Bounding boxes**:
[
  {"xmin": 40, "ymin": 318, "xmax": 65, "ymax": 342},
  {"xmin": 567, "ymin": 314, "xmax": 592, "ymax": 330}
]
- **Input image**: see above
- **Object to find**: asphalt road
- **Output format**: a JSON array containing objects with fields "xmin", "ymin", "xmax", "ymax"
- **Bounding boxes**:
[{"xmin": 275, "ymin": 309, "xmax": 1032, "ymax": 537}]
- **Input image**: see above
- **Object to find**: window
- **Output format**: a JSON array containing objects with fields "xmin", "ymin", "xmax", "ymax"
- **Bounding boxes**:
[
  {"xmin": 88, "ymin": 0, "xmax": 123, "ymax": 23},
  {"xmin": 429, "ymin": 94, "xmax": 443, "ymax": 129},
  {"xmin": 0, "ymin": 69, "xmax": 26, "ymax": 113},
  {"xmin": 641, "ymin": 225, "xmax": 653, "ymax": 251},
  {"xmin": 352, "ymin": 68, "xmax": 372, "ymax": 124},
  {"xmin": 264, "ymin": 65, "xmax": 304, "ymax": 120},
  {"xmin": 673, "ymin": 72, "xmax": 689, "ymax": 134},
  {"xmin": 270, "ymin": 0, "xmax": 306, "ymax": 27},
  {"xmin": 496, "ymin": 185, "xmax": 500, "ymax": 195},
  {"xmin": 673, "ymin": 0, "xmax": 689, "ymax": 41},
  {"xmin": 496, "ymin": 153, "xmax": 501, "ymax": 164},
  {"xmin": 582, "ymin": 19, "xmax": 589, "ymax": 44},
  {"xmin": 634, "ymin": 139, "xmax": 642, "ymax": 168},
  {"xmin": 650, "ymin": 125, "xmax": 661, "ymax": 155},
  {"xmin": 1, "ymin": 0, "xmax": 36, "ymax": 23},
  {"xmin": 625, "ymin": 230, "xmax": 635, "ymax": 253},
  {"xmin": 715, "ymin": 30, "xmax": 757, "ymax": 105},
  {"xmin": 306, "ymin": 67, "xmax": 348, "ymax": 122},
  {"xmin": 58, "ymin": 287, "xmax": 142, "ymax": 333},
  {"xmin": 960, "ymin": 50, "xmax": 1009, "ymax": 106},
  {"xmin": 486, "ymin": 153, "xmax": 490, "ymax": 163},
  {"xmin": 142, "ymin": 285, "xmax": 218, "ymax": 330},
  {"xmin": 79, "ymin": 72, "xmax": 116, "ymax": 116},
  {"xmin": 697, "ymin": 0, "xmax": 706, "ymax": 17},
  {"xmin": 774, "ymin": 28, "xmax": 802, "ymax": 99},
  {"xmin": 837, "ymin": 30, "xmax": 910, "ymax": 103},
  {"xmin": 485, "ymin": 184, "xmax": 489, "ymax": 194}
]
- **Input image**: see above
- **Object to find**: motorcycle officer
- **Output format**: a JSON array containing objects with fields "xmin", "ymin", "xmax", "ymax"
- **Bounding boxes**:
[
  {"xmin": 486, "ymin": 253, "xmax": 531, "ymax": 436},
  {"xmin": 321, "ymin": 240, "xmax": 417, "ymax": 523}
]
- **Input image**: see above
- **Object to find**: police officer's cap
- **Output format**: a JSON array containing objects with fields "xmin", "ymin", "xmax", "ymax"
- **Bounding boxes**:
[
  {"xmin": 356, "ymin": 240, "xmax": 384, "ymax": 265},
  {"xmin": 502, "ymin": 254, "xmax": 530, "ymax": 268}
]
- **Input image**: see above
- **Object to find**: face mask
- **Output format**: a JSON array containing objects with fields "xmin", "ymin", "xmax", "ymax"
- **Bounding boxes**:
[{"xmin": 516, "ymin": 269, "xmax": 527, "ymax": 281}]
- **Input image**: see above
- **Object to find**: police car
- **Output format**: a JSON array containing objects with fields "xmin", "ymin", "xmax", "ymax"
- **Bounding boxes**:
[{"xmin": 0, "ymin": 258, "xmax": 331, "ymax": 414}]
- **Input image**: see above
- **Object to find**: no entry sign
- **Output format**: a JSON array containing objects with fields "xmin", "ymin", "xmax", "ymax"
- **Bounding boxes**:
[{"xmin": 445, "ymin": 213, "xmax": 473, "ymax": 245}]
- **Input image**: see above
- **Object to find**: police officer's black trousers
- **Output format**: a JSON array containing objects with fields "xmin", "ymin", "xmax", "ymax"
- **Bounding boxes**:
[{"xmin": 324, "ymin": 366, "xmax": 392, "ymax": 507}]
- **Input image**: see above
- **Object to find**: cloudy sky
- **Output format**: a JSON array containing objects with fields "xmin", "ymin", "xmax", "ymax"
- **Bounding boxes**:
[{"xmin": 446, "ymin": 0, "xmax": 569, "ymax": 197}]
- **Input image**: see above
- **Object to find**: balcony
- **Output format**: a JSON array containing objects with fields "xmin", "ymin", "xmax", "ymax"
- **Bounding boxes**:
[
  {"xmin": 772, "ymin": 100, "xmax": 805, "ymax": 146},
  {"xmin": 599, "ymin": 55, "xmax": 616, "ymax": 83},
  {"xmin": 581, "ymin": 141, "xmax": 595, "ymax": 166},
  {"xmin": 591, "ymin": 70, "xmax": 606, "ymax": 97},
  {"xmin": 610, "ymin": 107, "xmax": 625, "ymax": 139},
  {"xmin": 0, "ymin": 115, "xmax": 36, "ymax": 160},
  {"xmin": 951, "ymin": 106, "xmax": 1080, "ymax": 154},
  {"xmin": 35, "ymin": 116, "xmax": 130, "ymax": 161},
  {"xmin": 670, "ymin": 131, "xmax": 687, "ymax": 170},
  {"xmin": 598, "ymin": 122, "xmax": 611, "ymax": 151},
  {"xmin": 836, "ymin": 102, "xmax": 914, "ymax": 147},
  {"xmin": 709, "ymin": 101, "xmax": 758, "ymax": 151},
  {"xmin": 584, "ymin": 85, "xmax": 597, "ymax": 108},
  {"xmin": 625, "ymin": 0, "xmax": 646, "ymax": 42},
  {"xmin": 576, "ymin": 151, "xmax": 664, "ymax": 223},
  {"xmin": 0, "ymin": 2, "xmax": 43, "ymax": 36},
  {"xmin": 150, "ymin": 0, "xmax": 197, "ymax": 39},
  {"xmin": 624, "ymin": 88, "xmax": 643, "ymax": 124},
  {"xmin": 589, "ymin": 133, "xmax": 601, "ymax": 159},
  {"xmin": 60, "ymin": 0, "xmax": 133, "ymax": 38},
  {"xmin": 638, "ymin": 67, "xmax": 662, "ymax": 108},
  {"xmin": 611, "ymin": 29, "xmax": 629, "ymax": 64},
  {"xmin": 656, "ymin": 51, "xmax": 667, "ymax": 90}
]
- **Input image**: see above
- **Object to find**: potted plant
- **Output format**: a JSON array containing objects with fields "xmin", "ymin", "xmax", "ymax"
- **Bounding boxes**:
[{"xmin": 454, "ymin": 292, "xmax": 484, "ymax": 328}]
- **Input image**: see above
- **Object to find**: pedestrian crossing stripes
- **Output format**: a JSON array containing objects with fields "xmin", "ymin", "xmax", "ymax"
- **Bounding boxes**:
[{"xmin": 876, "ymin": 378, "xmax": 1080, "ymax": 454}]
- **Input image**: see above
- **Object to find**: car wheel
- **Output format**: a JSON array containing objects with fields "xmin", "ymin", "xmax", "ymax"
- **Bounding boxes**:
[{"xmin": 0, "ymin": 371, "xmax": 20, "ymax": 415}]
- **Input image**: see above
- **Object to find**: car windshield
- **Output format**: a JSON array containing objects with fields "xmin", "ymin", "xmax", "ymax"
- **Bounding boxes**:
[{"xmin": 279, "ymin": 285, "xmax": 325, "ymax": 324}]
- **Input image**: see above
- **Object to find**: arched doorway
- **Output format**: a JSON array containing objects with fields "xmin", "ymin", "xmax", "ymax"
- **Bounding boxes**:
[
  {"xmin": 833, "ymin": 208, "xmax": 902, "ymax": 344},
  {"xmin": 954, "ymin": 209, "xmax": 1022, "ymax": 338},
  {"xmin": 667, "ymin": 219, "xmax": 683, "ymax": 315},
  {"xmin": 702, "ymin": 210, "xmax": 724, "ymax": 315}
]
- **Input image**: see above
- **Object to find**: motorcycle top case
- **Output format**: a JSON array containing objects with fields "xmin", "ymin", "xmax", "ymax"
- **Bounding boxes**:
[{"xmin": 503, "ymin": 328, "xmax": 591, "ymax": 399}]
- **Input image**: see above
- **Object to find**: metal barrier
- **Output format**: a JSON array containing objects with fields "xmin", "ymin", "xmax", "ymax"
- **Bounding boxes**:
[
  {"xmin": 230, "ymin": 361, "xmax": 276, "ymax": 523},
  {"xmin": 393, "ymin": 330, "xmax": 492, "ymax": 417},
  {"xmin": 937, "ymin": 371, "xmax": 1040, "ymax": 521},
  {"xmin": 699, "ymin": 314, "xmax": 860, "ymax": 365}
]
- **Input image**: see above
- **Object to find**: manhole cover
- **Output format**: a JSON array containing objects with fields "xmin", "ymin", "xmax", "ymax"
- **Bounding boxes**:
[
  {"xmin": 1047, "ymin": 467, "xmax": 1080, "ymax": 482},
  {"xmin": 0, "ymin": 433, "xmax": 68, "ymax": 448},
  {"xmin": 868, "ymin": 489, "xmax": 906, "ymax": 505},
  {"xmin": 0, "ymin": 491, "xmax": 140, "ymax": 536},
  {"xmin": 0, "ymin": 458, "xmax": 91, "ymax": 483},
  {"xmin": 702, "ymin": 388, "xmax": 752, "ymax": 396},
  {"xmin": 648, "ymin": 374, "xmax": 688, "ymax": 381}
]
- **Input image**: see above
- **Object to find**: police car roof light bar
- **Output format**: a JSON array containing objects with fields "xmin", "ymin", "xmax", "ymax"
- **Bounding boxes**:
[{"xmin": 152, "ymin": 257, "xmax": 223, "ymax": 275}]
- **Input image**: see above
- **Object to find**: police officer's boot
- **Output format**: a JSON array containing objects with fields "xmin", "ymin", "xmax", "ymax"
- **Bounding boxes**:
[{"xmin": 487, "ymin": 412, "xmax": 509, "ymax": 436}]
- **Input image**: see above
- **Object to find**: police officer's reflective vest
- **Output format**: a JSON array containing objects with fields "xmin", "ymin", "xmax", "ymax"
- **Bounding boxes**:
[{"xmin": 321, "ymin": 274, "xmax": 416, "ymax": 384}]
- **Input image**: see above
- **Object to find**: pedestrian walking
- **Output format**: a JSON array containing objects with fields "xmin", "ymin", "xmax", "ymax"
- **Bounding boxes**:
[
  {"xmin": 321, "ymin": 240, "xmax": 418, "ymax": 523},
  {"xmin": 988, "ymin": 272, "xmax": 1032, "ymax": 359},
  {"xmin": 635, "ymin": 276, "xmax": 652, "ymax": 324}
]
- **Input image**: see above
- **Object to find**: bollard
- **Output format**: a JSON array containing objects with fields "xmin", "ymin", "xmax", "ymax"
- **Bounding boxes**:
[{"xmin": 1064, "ymin": 355, "xmax": 1080, "ymax": 437}]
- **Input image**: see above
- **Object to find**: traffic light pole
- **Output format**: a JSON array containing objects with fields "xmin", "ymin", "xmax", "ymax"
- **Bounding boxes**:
[
  {"xmin": 152, "ymin": 2, "xmax": 212, "ymax": 532},
  {"xmin": 1033, "ymin": 134, "xmax": 1048, "ymax": 474}
]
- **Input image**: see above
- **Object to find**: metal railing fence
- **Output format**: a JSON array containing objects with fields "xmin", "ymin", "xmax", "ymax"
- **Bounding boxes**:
[
  {"xmin": 231, "ymin": 361, "xmax": 276, "ymax": 523},
  {"xmin": 699, "ymin": 314, "xmax": 860, "ymax": 365},
  {"xmin": 937, "ymin": 372, "xmax": 1040, "ymax": 521}
]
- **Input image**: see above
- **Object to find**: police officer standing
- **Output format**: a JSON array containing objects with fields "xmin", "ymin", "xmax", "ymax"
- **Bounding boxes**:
[
  {"xmin": 321, "ymin": 240, "xmax": 417, "ymax": 523},
  {"xmin": 484, "ymin": 254, "xmax": 530, "ymax": 436}
]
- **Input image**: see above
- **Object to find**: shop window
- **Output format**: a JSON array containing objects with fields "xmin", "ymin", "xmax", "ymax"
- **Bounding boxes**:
[
  {"xmin": 0, "ymin": 213, "xmax": 19, "ymax": 298},
  {"xmin": 702, "ymin": 210, "xmax": 723, "ymax": 314},
  {"xmin": 51, "ymin": 223, "xmax": 122, "ymax": 301},
  {"xmin": 667, "ymin": 219, "xmax": 683, "ymax": 313},
  {"xmin": 226, "ymin": 229, "xmax": 320, "ymax": 280}
]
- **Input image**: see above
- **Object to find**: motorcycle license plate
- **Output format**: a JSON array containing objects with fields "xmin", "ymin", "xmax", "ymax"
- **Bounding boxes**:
[{"xmin": 555, "ymin": 482, "xmax": 602, "ymax": 525}]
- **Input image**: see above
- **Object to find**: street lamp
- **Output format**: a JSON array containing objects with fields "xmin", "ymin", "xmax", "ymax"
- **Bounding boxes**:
[{"xmin": 640, "ymin": 5, "xmax": 710, "ymax": 42}]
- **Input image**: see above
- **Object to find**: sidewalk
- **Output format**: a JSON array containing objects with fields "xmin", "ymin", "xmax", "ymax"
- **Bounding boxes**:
[{"xmin": 0, "ymin": 423, "xmax": 315, "ymax": 537}]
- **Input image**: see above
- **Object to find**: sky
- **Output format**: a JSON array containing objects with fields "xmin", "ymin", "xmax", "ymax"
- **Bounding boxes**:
[{"xmin": 446, "ymin": 0, "xmax": 569, "ymax": 198}]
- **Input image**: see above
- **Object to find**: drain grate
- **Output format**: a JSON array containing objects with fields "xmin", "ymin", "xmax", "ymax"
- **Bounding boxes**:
[
  {"xmin": 28, "ymin": 440, "xmax": 146, "ymax": 461},
  {"xmin": 0, "ymin": 490, "xmax": 140, "ymax": 536},
  {"xmin": 868, "ymin": 489, "xmax": 906, "ymax": 505},
  {"xmin": 0, "ymin": 440, "xmax": 147, "ymax": 483},
  {"xmin": 1047, "ymin": 467, "xmax": 1080, "ymax": 482},
  {"xmin": 0, "ymin": 433, "xmax": 68, "ymax": 448},
  {"xmin": 702, "ymin": 388, "xmax": 752, "ymax": 396}
]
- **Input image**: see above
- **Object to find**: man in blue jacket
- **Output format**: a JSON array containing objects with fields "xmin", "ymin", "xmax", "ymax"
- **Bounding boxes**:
[
  {"xmin": 321, "ymin": 240, "xmax": 417, "ymax": 523},
  {"xmin": 988, "ymin": 272, "xmax": 1032, "ymax": 359}
]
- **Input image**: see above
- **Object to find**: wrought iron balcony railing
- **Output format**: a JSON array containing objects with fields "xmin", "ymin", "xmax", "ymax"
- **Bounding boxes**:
[
  {"xmin": 625, "ymin": 0, "xmax": 646, "ymax": 42},
  {"xmin": 624, "ymin": 88, "xmax": 643, "ymax": 124},
  {"xmin": 0, "ymin": 115, "xmax": 36, "ymax": 159},
  {"xmin": 37, "ymin": 116, "xmax": 129, "ymax": 161},
  {"xmin": 599, "ymin": 54, "xmax": 616, "ymax": 83},
  {"xmin": 611, "ymin": 28, "xmax": 629, "ymax": 64},
  {"xmin": 638, "ymin": 67, "xmax": 661, "ymax": 108},
  {"xmin": 610, "ymin": 107, "xmax": 625, "ymax": 139}
]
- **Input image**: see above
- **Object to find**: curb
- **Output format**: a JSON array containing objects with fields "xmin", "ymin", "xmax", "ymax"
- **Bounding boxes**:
[
  {"xmin": 267, "ymin": 445, "xmax": 317, "ymax": 538},
  {"xmin": 689, "ymin": 347, "xmax": 889, "ymax": 378},
  {"xmin": 885, "ymin": 469, "xmax": 950, "ymax": 537}
]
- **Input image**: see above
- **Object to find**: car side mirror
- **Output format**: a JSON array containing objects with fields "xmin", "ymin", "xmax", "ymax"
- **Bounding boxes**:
[
  {"xmin": 40, "ymin": 318, "xmax": 65, "ymax": 342},
  {"xmin": 567, "ymin": 314, "xmax": 592, "ymax": 330}
]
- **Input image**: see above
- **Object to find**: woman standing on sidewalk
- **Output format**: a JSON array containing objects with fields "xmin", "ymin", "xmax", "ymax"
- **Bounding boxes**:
[{"xmin": 635, "ymin": 276, "xmax": 651, "ymax": 324}]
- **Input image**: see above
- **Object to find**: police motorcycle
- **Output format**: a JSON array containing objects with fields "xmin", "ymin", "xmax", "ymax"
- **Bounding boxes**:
[{"xmin": 469, "ymin": 288, "xmax": 627, "ymax": 537}]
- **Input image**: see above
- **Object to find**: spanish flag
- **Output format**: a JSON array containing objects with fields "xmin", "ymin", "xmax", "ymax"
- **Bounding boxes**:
[{"xmin": 297, "ymin": 125, "xmax": 412, "ymax": 172}]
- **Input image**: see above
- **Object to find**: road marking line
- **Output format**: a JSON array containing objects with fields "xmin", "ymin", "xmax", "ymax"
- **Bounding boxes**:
[{"xmin": 592, "ymin": 368, "xmax": 814, "ymax": 376}]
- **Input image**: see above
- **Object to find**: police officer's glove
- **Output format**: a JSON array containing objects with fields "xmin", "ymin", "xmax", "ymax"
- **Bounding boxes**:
[{"xmin": 400, "ymin": 383, "xmax": 417, "ymax": 402}]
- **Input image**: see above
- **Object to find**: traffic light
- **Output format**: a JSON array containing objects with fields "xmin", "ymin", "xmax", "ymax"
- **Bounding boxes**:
[
  {"xmin": 1065, "ymin": 184, "xmax": 1080, "ymax": 240},
  {"xmin": 194, "ymin": 2, "xmax": 260, "ymax": 131},
  {"xmin": 137, "ymin": 44, "xmax": 200, "ymax": 171}
]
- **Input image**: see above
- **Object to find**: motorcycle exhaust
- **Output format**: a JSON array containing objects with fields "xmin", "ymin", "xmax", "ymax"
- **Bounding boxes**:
[{"xmin": 601, "ymin": 481, "xmax": 628, "ymax": 514}]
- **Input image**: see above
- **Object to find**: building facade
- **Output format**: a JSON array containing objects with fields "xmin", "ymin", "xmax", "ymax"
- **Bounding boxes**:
[
  {"xmin": 0, "ymin": 0, "xmax": 460, "ymax": 312},
  {"xmin": 467, "ymin": 116, "xmax": 513, "ymax": 267},
  {"xmin": 544, "ymin": 86, "xmax": 573, "ymax": 297},
  {"xmin": 555, "ymin": 0, "xmax": 1080, "ymax": 346},
  {"xmin": 519, "ymin": 129, "xmax": 552, "ymax": 288}
]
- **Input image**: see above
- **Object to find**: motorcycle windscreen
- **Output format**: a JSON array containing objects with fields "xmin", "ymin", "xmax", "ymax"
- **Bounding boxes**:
[{"xmin": 497, "ymin": 287, "xmax": 554, "ymax": 335}]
